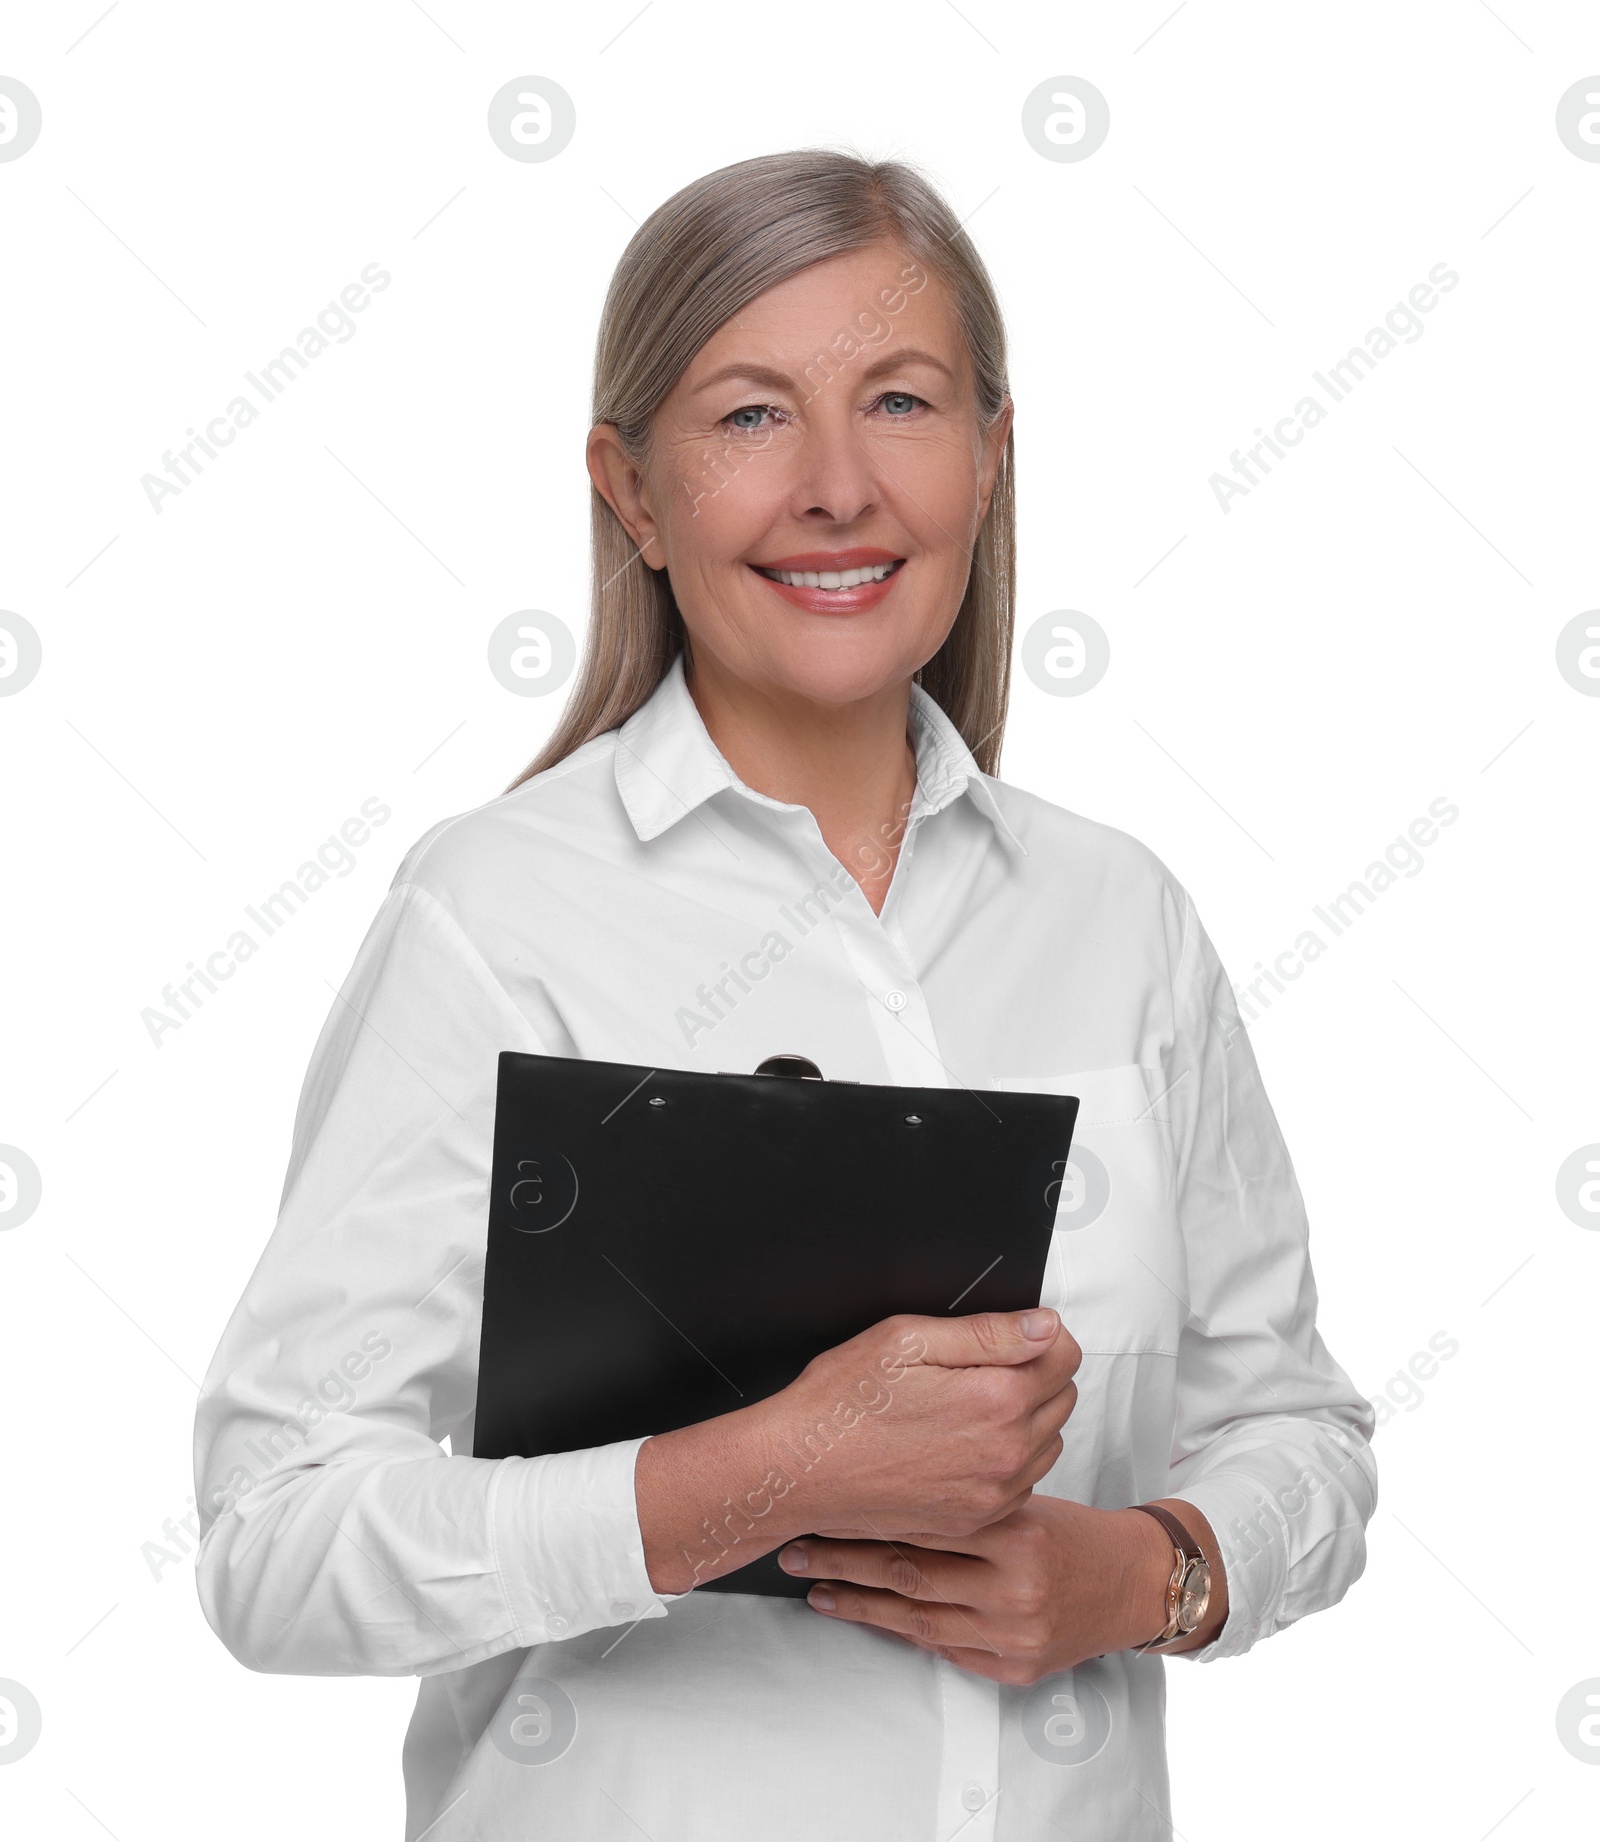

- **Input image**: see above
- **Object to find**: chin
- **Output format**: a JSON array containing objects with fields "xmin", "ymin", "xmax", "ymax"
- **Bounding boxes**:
[
  {"xmin": 731, "ymin": 612, "xmax": 943, "ymax": 706},
  {"xmin": 756, "ymin": 647, "xmax": 926, "ymax": 710}
]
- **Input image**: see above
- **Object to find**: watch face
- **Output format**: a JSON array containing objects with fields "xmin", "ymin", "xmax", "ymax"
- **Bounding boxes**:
[{"xmin": 1177, "ymin": 1560, "xmax": 1212, "ymax": 1631}]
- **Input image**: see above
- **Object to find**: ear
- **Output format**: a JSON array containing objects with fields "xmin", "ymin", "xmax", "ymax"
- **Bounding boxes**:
[
  {"xmin": 586, "ymin": 424, "xmax": 667, "ymax": 568},
  {"xmin": 975, "ymin": 395, "xmax": 1013, "ymax": 525}
]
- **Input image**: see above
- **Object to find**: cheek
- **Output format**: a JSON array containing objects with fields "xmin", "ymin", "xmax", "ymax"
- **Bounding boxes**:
[
  {"xmin": 656, "ymin": 439, "xmax": 778, "ymax": 559},
  {"xmin": 884, "ymin": 434, "xmax": 983, "ymax": 550}
]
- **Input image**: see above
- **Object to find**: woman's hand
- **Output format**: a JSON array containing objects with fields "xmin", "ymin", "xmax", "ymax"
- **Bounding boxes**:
[
  {"xmin": 636, "ymin": 1307, "xmax": 1080, "ymax": 1594},
  {"xmin": 772, "ymin": 1496, "xmax": 1226, "ymax": 1685},
  {"xmin": 763, "ymin": 1307, "xmax": 1082, "ymax": 1542}
]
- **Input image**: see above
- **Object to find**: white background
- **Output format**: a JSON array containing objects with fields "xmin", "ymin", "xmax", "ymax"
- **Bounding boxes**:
[{"xmin": 2, "ymin": 2, "xmax": 1597, "ymax": 1836}]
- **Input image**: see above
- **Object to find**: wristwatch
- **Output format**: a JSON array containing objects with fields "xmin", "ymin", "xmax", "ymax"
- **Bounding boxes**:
[{"xmin": 1130, "ymin": 1503, "xmax": 1212, "ymax": 1653}]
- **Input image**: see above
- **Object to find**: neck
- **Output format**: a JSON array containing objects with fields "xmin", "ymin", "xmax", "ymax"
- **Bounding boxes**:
[{"xmin": 684, "ymin": 652, "xmax": 919, "ymax": 917}]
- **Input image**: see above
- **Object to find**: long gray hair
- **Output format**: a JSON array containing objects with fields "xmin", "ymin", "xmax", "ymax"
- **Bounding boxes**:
[{"xmin": 506, "ymin": 147, "xmax": 1015, "ymax": 790}]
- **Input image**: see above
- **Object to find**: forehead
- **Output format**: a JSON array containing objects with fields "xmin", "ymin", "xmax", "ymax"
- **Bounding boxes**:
[{"xmin": 678, "ymin": 240, "xmax": 966, "ymax": 385}]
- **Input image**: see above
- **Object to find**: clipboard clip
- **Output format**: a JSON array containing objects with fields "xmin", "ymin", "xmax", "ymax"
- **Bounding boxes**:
[{"xmin": 752, "ymin": 1053, "xmax": 824, "ymax": 1080}]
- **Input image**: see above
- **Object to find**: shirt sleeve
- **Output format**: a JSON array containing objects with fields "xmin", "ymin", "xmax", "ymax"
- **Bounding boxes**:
[
  {"xmin": 191, "ymin": 878, "xmax": 686, "ymax": 1678},
  {"xmin": 1159, "ymin": 882, "xmax": 1379, "ymax": 1662}
]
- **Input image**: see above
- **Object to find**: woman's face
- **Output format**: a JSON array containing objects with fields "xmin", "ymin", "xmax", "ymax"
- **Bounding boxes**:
[{"xmin": 589, "ymin": 239, "xmax": 1012, "ymax": 711}]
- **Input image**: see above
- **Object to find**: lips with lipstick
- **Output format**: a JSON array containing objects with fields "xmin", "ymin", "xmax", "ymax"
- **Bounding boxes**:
[{"xmin": 750, "ymin": 547, "xmax": 906, "ymax": 613}]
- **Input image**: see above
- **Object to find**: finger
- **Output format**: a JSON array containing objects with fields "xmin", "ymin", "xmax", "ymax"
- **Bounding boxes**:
[
  {"xmin": 893, "ymin": 1308, "xmax": 1062, "ymax": 1372},
  {"xmin": 1028, "ymin": 1326, "xmax": 1083, "ymax": 1393},
  {"xmin": 999, "ymin": 1333, "xmax": 1082, "ymax": 1421},
  {"xmin": 1028, "ymin": 1377, "xmax": 1078, "ymax": 1445},
  {"xmin": 1015, "ymin": 1431, "xmax": 1066, "ymax": 1497},
  {"xmin": 778, "ymin": 1536, "xmax": 973, "ymax": 1600},
  {"xmin": 804, "ymin": 1579, "xmax": 1001, "ymax": 1657}
]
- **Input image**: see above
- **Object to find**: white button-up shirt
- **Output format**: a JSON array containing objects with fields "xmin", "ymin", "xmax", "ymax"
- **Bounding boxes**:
[{"xmin": 193, "ymin": 653, "xmax": 1377, "ymax": 1840}]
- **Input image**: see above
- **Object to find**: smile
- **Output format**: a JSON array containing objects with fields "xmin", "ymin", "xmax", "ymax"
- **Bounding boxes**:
[{"xmin": 753, "ymin": 558, "xmax": 904, "ymax": 591}]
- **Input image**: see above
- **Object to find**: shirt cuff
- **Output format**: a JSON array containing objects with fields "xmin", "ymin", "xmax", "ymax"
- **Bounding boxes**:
[
  {"xmin": 1167, "ymin": 1473, "xmax": 1291, "ymax": 1662},
  {"xmin": 491, "ymin": 1435, "xmax": 690, "ymax": 1646}
]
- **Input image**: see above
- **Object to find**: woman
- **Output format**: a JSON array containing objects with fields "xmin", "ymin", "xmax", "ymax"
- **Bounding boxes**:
[{"xmin": 193, "ymin": 149, "xmax": 1377, "ymax": 1840}]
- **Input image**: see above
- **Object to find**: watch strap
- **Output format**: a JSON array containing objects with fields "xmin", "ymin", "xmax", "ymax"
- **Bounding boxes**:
[
  {"xmin": 1130, "ymin": 1503, "xmax": 1202, "ymax": 1654},
  {"xmin": 1131, "ymin": 1501, "xmax": 1201, "ymax": 1560}
]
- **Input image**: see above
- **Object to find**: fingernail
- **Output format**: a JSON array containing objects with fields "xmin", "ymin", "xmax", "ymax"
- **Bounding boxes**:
[
  {"xmin": 779, "ymin": 1544, "xmax": 808, "ymax": 1572},
  {"xmin": 808, "ymin": 1587, "xmax": 835, "ymax": 1611},
  {"xmin": 1020, "ymin": 1308, "xmax": 1057, "ymax": 1339}
]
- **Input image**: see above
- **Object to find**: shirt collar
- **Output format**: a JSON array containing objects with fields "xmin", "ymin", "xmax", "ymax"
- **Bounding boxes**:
[{"xmin": 613, "ymin": 652, "xmax": 1025, "ymax": 855}]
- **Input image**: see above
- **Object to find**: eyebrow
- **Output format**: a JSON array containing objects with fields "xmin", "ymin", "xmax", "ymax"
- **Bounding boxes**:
[{"xmin": 690, "ymin": 347, "xmax": 957, "ymax": 396}]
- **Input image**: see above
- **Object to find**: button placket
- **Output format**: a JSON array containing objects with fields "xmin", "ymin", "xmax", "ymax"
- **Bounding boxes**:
[
  {"xmin": 842, "ymin": 924, "xmax": 943, "ymax": 1087},
  {"xmin": 937, "ymin": 1671, "xmax": 1001, "ymax": 1841},
  {"xmin": 840, "ymin": 816, "xmax": 953, "ymax": 1085},
  {"xmin": 772, "ymin": 815, "xmax": 946, "ymax": 1087},
  {"xmin": 852, "ymin": 803, "xmax": 967, "ymax": 1089}
]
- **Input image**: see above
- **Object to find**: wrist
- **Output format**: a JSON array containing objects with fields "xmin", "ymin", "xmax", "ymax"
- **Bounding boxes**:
[
  {"xmin": 1116, "ymin": 1506, "xmax": 1183, "ymax": 1650},
  {"xmin": 1126, "ymin": 1498, "xmax": 1229, "ymax": 1654},
  {"xmin": 635, "ymin": 1404, "xmax": 812, "ymax": 1595}
]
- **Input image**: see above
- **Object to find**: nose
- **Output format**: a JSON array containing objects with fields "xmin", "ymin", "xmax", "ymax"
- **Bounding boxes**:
[{"xmin": 787, "ymin": 400, "xmax": 878, "ymax": 527}]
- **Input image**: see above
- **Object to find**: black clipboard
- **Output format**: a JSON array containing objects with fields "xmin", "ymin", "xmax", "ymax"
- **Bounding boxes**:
[{"xmin": 471, "ymin": 1051, "xmax": 1079, "ymax": 1598}]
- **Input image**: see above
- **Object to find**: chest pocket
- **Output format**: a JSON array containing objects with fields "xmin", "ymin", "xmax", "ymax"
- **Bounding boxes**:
[{"xmin": 995, "ymin": 1064, "xmax": 1186, "ymax": 1356}]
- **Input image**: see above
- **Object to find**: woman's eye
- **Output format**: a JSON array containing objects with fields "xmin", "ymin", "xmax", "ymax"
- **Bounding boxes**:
[
  {"xmin": 876, "ymin": 392, "xmax": 925, "ymax": 417},
  {"xmin": 724, "ymin": 404, "xmax": 774, "ymax": 432}
]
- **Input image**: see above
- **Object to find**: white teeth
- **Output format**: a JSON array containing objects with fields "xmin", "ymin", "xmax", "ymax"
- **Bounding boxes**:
[{"xmin": 759, "ymin": 561, "xmax": 900, "ymax": 589}]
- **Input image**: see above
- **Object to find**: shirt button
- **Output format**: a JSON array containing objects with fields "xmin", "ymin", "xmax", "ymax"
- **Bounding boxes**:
[
  {"xmin": 546, "ymin": 1613, "xmax": 569, "ymax": 1636},
  {"xmin": 884, "ymin": 989, "xmax": 908, "ymax": 1012},
  {"xmin": 610, "ymin": 1599, "xmax": 635, "ymax": 1621},
  {"xmin": 961, "ymin": 1783, "xmax": 987, "ymax": 1811}
]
